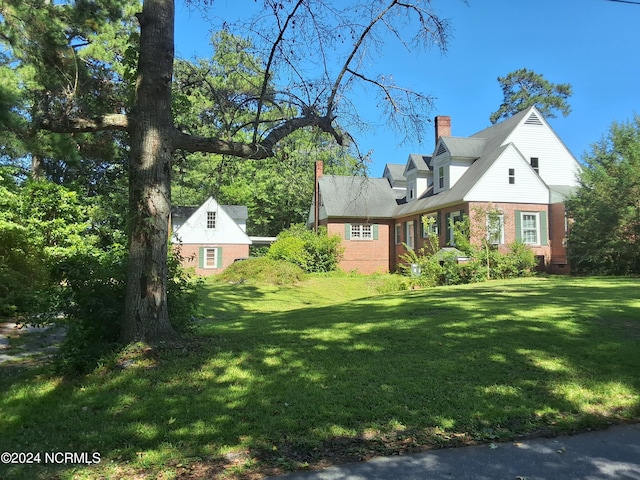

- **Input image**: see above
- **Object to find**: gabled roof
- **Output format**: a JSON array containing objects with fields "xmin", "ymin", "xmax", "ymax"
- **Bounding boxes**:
[
  {"xmin": 172, "ymin": 197, "xmax": 251, "ymax": 245},
  {"xmin": 395, "ymin": 106, "xmax": 552, "ymax": 215},
  {"xmin": 383, "ymin": 163, "xmax": 407, "ymax": 183},
  {"xmin": 439, "ymin": 137, "xmax": 487, "ymax": 159},
  {"xmin": 318, "ymin": 175, "xmax": 400, "ymax": 219},
  {"xmin": 404, "ymin": 154, "xmax": 432, "ymax": 175}
]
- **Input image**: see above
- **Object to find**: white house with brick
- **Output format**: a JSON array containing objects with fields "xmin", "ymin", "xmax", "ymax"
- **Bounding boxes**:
[
  {"xmin": 308, "ymin": 106, "xmax": 582, "ymax": 274},
  {"xmin": 171, "ymin": 197, "xmax": 251, "ymax": 275}
]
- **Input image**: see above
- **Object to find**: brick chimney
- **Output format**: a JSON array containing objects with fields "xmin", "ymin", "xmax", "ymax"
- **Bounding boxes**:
[
  {"xmin": 435, "ymin": 116, "xmax": 451, "ymax": 143},
  {"xmin": 314, "ymin": 161, "xmax": 323, "ymax": 231}
]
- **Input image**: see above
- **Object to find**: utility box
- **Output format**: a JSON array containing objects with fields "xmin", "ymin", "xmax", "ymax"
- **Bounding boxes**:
[{"xmin": 410, "ymin": 263, "xmax": 421, "ymax": 277}]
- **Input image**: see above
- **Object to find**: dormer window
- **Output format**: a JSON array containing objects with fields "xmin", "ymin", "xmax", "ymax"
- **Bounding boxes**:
[
  {"xmin": 438, "ymin": 166, "xmax": 445, "ymax": 189},
  {"xmin": 207, "ymin": 211, "xmax": 217, "ymax": 229}
]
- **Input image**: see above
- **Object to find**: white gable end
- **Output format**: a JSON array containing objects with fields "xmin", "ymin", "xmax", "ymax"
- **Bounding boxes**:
[
  {"xmin": 172, "ymin": 197, "xmax": 252, "ymax": 245},
  {"xmin": 465, "ymin": 144, "xmax": 549, "ymax": 204},
  {"xmin": 503, "ymin": 110, "xmax": 581, "ymax": 187}
]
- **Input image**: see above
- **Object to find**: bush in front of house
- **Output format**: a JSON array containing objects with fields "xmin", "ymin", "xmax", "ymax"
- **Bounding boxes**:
[
  {"xmin": 267, "ymin": 224, "xmax": 343, "ymax": 273},
  {"xmin": 219, "ymin": 257, "xmax": 305, "ymax": 285},
  {"xmin": 401, "ymin": 241, "xmax": 537, "ymax": 287}
]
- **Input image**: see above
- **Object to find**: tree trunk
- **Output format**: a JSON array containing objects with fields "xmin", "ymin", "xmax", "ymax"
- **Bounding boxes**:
[{"xmin": 121, "ymin": 0, "xmax": 176, "ymax": 343}]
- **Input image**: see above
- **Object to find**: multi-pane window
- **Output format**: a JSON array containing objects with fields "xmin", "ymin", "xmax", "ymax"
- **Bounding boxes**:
[
  {"xmin": 521, "ymin": 213, "xmax": 539, "ymax": 244},
  {"xmin": 530, "ymin": 157, "xmax": 539, "ymax": 174},
  {"xmin": 486, "ymin": 214, "xmax": 504, "ymax": 245},
  {"xmin": 204, "ymin": 248, "xmax": 217, "ymax": 268},
  {"xmin": 206, "ymin": 211, "xmax": 217, "ymax": 229},
  {"xmin": 351, "ymin": 224, "xmax": 373, "ymax": 240},
  {"xmin": 508, "ymin": 168, "xmax": 515, "ymax": 184},
  {"xmin": 438, "ymin": 166, "xmax": 445, "ymax": 189},
  {"xmin": 405, "ymin": 221, "xmax": 415, "ymax": 250},
  {"xmin": 395, "ymin": 224, "xmax": 402, "ymax": 244}
]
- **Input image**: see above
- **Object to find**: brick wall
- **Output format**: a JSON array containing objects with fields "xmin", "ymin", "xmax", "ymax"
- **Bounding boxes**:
[
  {"xmin": 327, "ymin": 220, "xmax": 393, "ymax": 274},
  {"xmin": 173, "ymin": 244, "xmax": 250, "ymax": 276}
]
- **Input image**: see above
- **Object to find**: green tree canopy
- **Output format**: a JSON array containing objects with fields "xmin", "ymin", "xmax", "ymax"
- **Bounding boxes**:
[
  {"xmin": 489, "ymin": 68, "xmax": 572, "ymax": 124},
  {"xmin": 566, "ymin": 115, "xmax": 640, "ymax": 274}
]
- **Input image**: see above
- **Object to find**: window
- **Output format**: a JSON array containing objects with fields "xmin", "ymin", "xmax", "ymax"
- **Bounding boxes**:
[
  {"xmin": 521, "ymin": 213, "xmax": 539, "ymax": 244},
  {"xmin": 530, "ymin": 157, "xmax": 539, "ymax": 174},
  {"xmin": 438, "ymin": 166, "xmax": 445, "ymax": 189},
  {"xmin": 422, "ymin": 213, "xmax": 439, "ymax": 237},
  {"xmin": 200, "ymin": 247, "xmax": 221, "ymax": 269},
  {"xmin": 486, "ymin": 213, "xmax": 504, "ymax": 245},
  {"xmin": 508, "ymin": 168, "xmax": 515, "ymax": 184},
  {"xmin": 395, "ymin": 223, "xmax": 402, "ymax": 244},
  {"xmin": 448, "ymin": 211, "xmax": 462, "ymax": 245},
  {"xmin": 206, "ymin": 211, "xmax": 217, "ymax": 229},
  {"xmin": 405, "ymin": 221, "xmax": 415, "ymax": 250},
  {"xmin": 351, "ymin": 224, "xmax": 373, "ymax": 240}
]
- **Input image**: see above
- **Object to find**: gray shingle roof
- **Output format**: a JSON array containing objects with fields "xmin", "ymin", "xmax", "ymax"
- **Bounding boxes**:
[
  {"xmin": 319, "ymin": 175, "xmax": 399, "ymax": 219},
  {"xmin": 440, "ymin": 137, "xmax": 487, "ymax": 158}
]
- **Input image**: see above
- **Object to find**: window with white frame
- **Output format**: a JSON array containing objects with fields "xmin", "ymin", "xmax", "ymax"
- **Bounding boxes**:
[
  {"xmin": 508, "ymin": 168, "xmax": 515, "ymax": 184},
  {"xmin": 521, "ymin": 212, "xmax": 539, "ymax": 244},
  {"xmin": 203, "ymin": 247, "xmax": 218, "ymax": 268},
  {"xmin": 351, "ymin": 224, "xmax": 373, "ymax": 240},
  {"xmin": 206, "ymin": 211, "xmax": 217, "ymax": 229},
  {"xmin": 448, "ymin": 211, "xmax": 462, "ymax": 244},
  {"xmin": 486, "ymin": 213, "xmax": 504, "ymax": 245},
  {"xmin": 438, "ymin": 166, "xmax": 445, "ymax": 189},
  {"xmin": 405, "ymin": 221, "xmax": 415, "ymax": 249},
  {"xmin": 395, "ymin": 223, "xmax": 402, "ymax": 244},
  {"xmin": 422, "ymin": 213, "xmax": 438, "ymax": 237}
]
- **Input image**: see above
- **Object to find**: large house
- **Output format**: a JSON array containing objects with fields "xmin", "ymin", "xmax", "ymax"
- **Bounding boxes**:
[{"xmin": 308, "ymin": 106, "xmax": 581, "ymax": 274}]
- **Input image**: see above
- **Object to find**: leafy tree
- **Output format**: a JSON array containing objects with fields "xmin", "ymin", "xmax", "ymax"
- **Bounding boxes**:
[
  {"xmin": 3, "ymin": 0, "xmax": 452, "ymax": 343},
  {"xmin": 489, "ymin": 68, "xmax": 572, "ymax": 124},
  {"xmin": 267, "ymin": 224, "xmax": 343, "ymax": 273},
  {"xmin": 566, "ymin": 116, "xmax": 640, "ymax": 274}
]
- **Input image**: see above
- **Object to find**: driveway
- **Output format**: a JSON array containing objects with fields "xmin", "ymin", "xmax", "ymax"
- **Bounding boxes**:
[
  {"xmin": 270, "ymin": 423, "xmax": 640, "ymax": 480},
  {"xmin": 0, "ymin": 322, "xmax": 66, "ymax": 364}
]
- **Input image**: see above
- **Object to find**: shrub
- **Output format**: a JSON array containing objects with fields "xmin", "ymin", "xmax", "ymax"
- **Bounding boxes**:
[
  {"xmin": 267, "ymin": 224, "xmax": 343, "ymax": 273},
  {"xmin": 219, "ymin": 257, "xmax": 305, "ymax": 285}
]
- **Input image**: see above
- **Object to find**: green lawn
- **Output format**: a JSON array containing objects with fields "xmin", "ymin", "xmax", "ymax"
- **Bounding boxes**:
[{"xmin": 1, "ymin": 275, "xmax": 639, "ymax": 479}]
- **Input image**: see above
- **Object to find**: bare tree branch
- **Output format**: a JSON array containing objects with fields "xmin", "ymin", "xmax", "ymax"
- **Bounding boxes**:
[{"xmin": 37, "ymin": 113, "xmax": 129, "ymax": 133}]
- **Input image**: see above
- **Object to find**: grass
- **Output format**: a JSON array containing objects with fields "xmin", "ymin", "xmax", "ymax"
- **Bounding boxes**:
[{"xmin": 1, "ymin": 274, "xmax": 639, "ymax": 479}]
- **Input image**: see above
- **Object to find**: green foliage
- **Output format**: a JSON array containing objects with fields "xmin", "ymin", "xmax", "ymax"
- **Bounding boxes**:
[
  {"xmin": 267, "ymin": 224, "xmax": 344, "ymax": 273},
  {"xmin": 566, "ymin": 115, "xmax": 640, "ymax": 274},
  {"xmin": 219, "ymin": 257, "xmax": 306, "ymax": 285},
  {"xmin": 490, "ymin": 68, "xmax": 572, "ymax": 124}
]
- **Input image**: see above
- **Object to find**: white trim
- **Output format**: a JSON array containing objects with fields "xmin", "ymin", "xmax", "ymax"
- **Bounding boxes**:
[{"xmin": 521, "ymin": 212, "xmax": 540, "ymax": 245}]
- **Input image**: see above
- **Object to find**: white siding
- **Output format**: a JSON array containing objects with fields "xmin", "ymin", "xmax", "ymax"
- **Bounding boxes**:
[
  {"xmin": 504, "ymin": 120, "xmax": 581, "ymax": 187},
  {"xmin": 465, "ymin": 145, "xmax": 549, "ymax": 204},
  {"xmin": 449, "ymin": 158, "xmax": 474, "ymax": 189},
  {"xmin": 172, "ymin": 197, "xmax": 252, "ymax": 245}
]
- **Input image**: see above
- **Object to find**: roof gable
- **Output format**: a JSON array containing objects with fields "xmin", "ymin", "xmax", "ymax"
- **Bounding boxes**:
[{"xmin": 172, "ymin": 197, "xmax": 251, "ymax": 245}]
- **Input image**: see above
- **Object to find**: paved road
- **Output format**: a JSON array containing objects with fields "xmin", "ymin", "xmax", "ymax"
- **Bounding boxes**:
[{"xmin": 270, "ymin": 423, "xmax": 640, "ymax": 480}]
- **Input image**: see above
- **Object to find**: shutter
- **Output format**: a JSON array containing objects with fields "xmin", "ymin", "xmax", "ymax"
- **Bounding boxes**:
[
  {"xmin": 436, "ymin": 211, "xmax": 441, "ymax": 236},
  {"xmin": 420, "ymin": 217, "xmax": 425, "ymax": 238},
  {"xmin": 373, "ymin": 224, "xmax": 379, "ymax": 240},
  {"xmin": 198, "ymin": 247, "xmax": 205, "ymax": 268},
  {"xmin": 216, "ymin": 247, "xmax": 223, "ymax": 268},
  {"xmin": 515, "ymin": 211, "xmax": 522, "ymax": 242},
  {"xmin": 345, "ymin": 223, "xmax": 351, "ymax": 239},
  {"xmin": 540, "ymin": 211, "xmax": 548, "ymax": 246}
]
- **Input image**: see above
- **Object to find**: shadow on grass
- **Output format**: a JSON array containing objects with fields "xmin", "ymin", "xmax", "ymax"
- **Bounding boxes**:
[{"xmin": 1, "ymin": 277, "xmax": 639, "ymax": 478}]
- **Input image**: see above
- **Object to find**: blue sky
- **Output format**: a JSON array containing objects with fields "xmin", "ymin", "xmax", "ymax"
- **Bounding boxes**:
[{"xmin": 175, "ymin": 0, "xmax": 640, "ymax": 176}]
